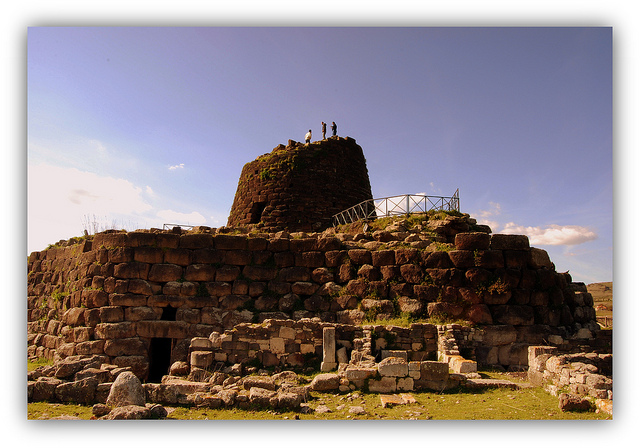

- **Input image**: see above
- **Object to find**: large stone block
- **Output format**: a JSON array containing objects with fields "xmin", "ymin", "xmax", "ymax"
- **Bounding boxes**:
[
  {"xmin": 310, "ymin": 373, "xmax": 340, "ymax": 392},
  {"xmin": 184, "ymin": 264, "xmax": 216, "ymax": 282},
  {"xmin": 214, "ymin": 234, "xmax": 248, "ymax": 250},
  {"xmin": 82, "ymin": 289, "xmax": 109, "ymax": 308},
  {"xmin": 190, "ymin": 350, "xmax": 214, "ymax": 369},
  {"xmin": 454, "ymin": 232, "xmax": 490, "ymax": 250},
  {"xmin": 420, "ymin": 361, "xmax": 449, "ymax": 381},
  {"xmin": 104, "ymin": 338, "xmax": 147, "ymax": 357},
  {"xmin": 94, "ymin": 322, "xmax": 136, "ymax": 340},
  {"xmin": 490, "ymin": 234, "xmax": 530, "ymax": 250},
  {"xmin": 368, "ymin": 377, "xmax": 396, "ymax": 393},
  {"xmin": 148, "ymin": 264, "xmax": 183, "ymax": 282},
  {"xmin": 242, "ymin": 265, "xmax": 278, "ymax": 282},
  {"xmin": 113, "ymin": 262, "xmax": 150, "ymax": 280},
  {"xmin": 529, "ymin": 247, "xmax": 553, "ymax": 269},
  {"xmin": 378, "ymin": 357, "xmax": 409, "ymax": 377},
  {"xmin": 136, "ymin": 321, "xmax": 189, "ymax": 339},
  {"xmin": 133, "ymin": 247, "xmax": 163, "ymax": 264},
  {"xmin": 55, "ymin": 377, "xmax": 98, "ymax": 404},
  {"xmin": 179, "ymin": 233, "xmax": 214, "ymax": 249}
]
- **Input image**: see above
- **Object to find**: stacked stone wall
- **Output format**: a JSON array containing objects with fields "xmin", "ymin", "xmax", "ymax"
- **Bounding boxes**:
[
  {"xmin": 27, "ymin": 223, "xmax": 601, "ymax": 379},
  {"xmin": 527, "ymin": 346, "xmax": 612, "ymax": 400},
  {"xmin": 227, "ymin": 136, "xmax": 373, "ymax": 232}
]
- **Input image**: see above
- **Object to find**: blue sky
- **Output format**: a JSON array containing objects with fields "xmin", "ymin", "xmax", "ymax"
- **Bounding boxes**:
[{"xmin": 27, "ymin": 26, "xmax": 612, "ymax": 283}]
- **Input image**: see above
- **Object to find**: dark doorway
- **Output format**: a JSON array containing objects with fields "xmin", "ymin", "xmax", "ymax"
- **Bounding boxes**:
[
  {"xmin": 148, "ymin": 338, "xmax": 172, "ymax": 382},
  {"xmin": 249, "ymin": 201, "xmax": 267, "ymax": 224},
  {"xmin": 161, "ymin": 305, "xmax": 177, "ymax": 321}
]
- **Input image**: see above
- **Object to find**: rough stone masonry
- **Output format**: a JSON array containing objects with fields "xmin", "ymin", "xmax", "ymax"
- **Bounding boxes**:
[{"xmin": 27, "ymin": 135, "xmax": 610, "ymax": 389}]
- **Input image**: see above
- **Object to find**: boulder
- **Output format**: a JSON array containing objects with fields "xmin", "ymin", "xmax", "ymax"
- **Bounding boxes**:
[
  {"xmin": 106, "ymin": 371, "xmax": 146, "ymax": 407},
  {"xmin": 101, "ymin": 404, "xmax": 151, "ymax": 420},
  {"xmin": 248, "ymin": 387, "xmax": 277, "ymax": 407},
  {"xmin": 92, "ymin": 403, "xmax": 112, "ymax": 417},
  {"xmin": 55, "ymin": 377, "xmax": 98, "ymax": 404},
  {"xmin": 169, "ymin": 361, "xmax": 190, "ymax": 376},
  {"xmin": 31, "ymin": 377, "xmax": 64, "ymax": 402},
  {"xmin": 310, "ymin": 373, "xmax": 340, "ymax": 391},
  {"xmin": 558, "ymin": 393, "xmax": 593, "ymax": 412}
]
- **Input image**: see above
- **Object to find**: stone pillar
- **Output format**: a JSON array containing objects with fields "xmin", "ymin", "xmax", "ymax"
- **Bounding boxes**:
[{"xmin": 321, "ymin": 327, "xmax": 337, "ymax": 372}]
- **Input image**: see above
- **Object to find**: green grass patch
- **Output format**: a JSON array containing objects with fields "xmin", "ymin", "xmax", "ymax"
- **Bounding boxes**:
[{"xmin": 27, "ymin": 378, "xmax": 611, "ymax": 420}]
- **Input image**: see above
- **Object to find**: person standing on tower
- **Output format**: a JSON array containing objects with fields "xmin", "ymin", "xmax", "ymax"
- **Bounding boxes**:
[
  {"xmin": 331, "ymin": 121, "xmax": 337, "ymax": 137},
  {"xmin": 322, "ymin": 122, "xmax": 327, "ymax": 139},
  {"xmin": 305, "ymin": 130, "xmax": 312, "ymax": 144}
]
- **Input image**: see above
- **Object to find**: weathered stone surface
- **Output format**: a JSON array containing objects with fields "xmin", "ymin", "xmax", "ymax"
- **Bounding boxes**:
[
  {"xmin": 420, "ymin": 361, "xmax": 449, "ymax": 381},
  {"xmin": 378, "ymin": 357, "xmax": 409, "ymax": 377},
  {"xmin": 249, "ymin": 387, "xmax": 277, "ymax": 407},
  {"xmin": 106, "ymin": 371, "xmax": 146, "ymax": 407},
  {"xmin": 530, "ymin": 247, "xmax": 553, "ymax": 269},
  {"xmin": 558, "ymin": 393, "xmax": 592, "ymax": 412},
  {"xmin": 368, "ymin": 377, "xmax": 396, "ymax": 393},
  {"xmin": 101, "ymin": 404, "xmax": 151, "ymax": 420},
  {"xmin": 55, "ymin": 377, "xmax": 98, "ymax": 404},
  {"xmin": 454, "ymin": 232, "xmax": 490, "ymax": 250},
  {"xmin": 31, "ymin": 377, "xmax": 64, "ymax": 402},
  {"xmin": 310, "ymin": 373, "xmax": 340, "ymax": 391},
  {"xmin": 243, "ymin": 375, "xmax": 276, "ymax": 391},
  {"xmin": 345, "ymin": 367, "xmax": 377, "ymax": 382}
]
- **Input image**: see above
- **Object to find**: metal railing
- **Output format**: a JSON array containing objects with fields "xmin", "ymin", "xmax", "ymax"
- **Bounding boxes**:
[
  {"xmin": 332, "ymin": 189, "xmax": 460, "ymax": 226},
  {"xmin": 162, "ymin": 223, "xmax": 195, "ymax": 230}
]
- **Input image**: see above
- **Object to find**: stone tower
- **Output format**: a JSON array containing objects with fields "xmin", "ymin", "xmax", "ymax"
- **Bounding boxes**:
[{"xmin": 227, "ymin": 136, "xmax": 373, "ymax": 232}]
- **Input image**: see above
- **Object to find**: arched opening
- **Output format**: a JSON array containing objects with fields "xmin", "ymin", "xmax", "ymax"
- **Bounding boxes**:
[{"xmin": 249, "ymin": 201, "xmax": 267, "ymax": 224}]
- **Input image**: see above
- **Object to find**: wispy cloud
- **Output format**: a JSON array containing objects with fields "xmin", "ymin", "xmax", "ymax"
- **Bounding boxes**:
[
  {"xmin": 157, "ymin": 210, "xmax": 206, "ymax": 225},
  {"xmin": 168, "ymin": 163, "xmax": 185, "ymax": 170},
  {"xmin": 475, "ymin": 201, "xmax": 502, "ymax": 232},
  {"xmin": 500, "ymin": 223, "xmax": 598, "ymax": 246},
  {"xmin": 28, "ymin": 164, "xmax": 153, "ymax": 252},
  {"xmin": 473, "ymin": 201, "xmax": 598, "ymax": 247}
]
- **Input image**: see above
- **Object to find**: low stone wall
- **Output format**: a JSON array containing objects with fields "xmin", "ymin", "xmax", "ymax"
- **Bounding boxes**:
[{"xmin": 527, "ymin": 346, "xmax": 612, "ymax": 400}]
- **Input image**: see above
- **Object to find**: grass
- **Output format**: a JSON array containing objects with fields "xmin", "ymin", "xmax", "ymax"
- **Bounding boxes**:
[{"xmin": 27, "ymin": 370, "xmax": 610, "ymax": 420}]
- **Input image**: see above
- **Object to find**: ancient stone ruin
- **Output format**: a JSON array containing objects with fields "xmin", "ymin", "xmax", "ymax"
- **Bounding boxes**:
[
  {"xmin": 227, "ymin": 136, "xmax": 373, "ymax": 233},
  {"xmin": 27, "ymin": 135, "xmax": 612, "ymax": 417}
]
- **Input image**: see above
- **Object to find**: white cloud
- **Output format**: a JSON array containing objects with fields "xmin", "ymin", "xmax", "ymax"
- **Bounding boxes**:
[
  {"xmin": 157, "ymin": 210, "xmax": 206, "ymax": 226},
  {"xmin": 475, "ymin": 202, "xmax": 502, "ymax": 232},
  {"xmin": 28, "ymin": 164, "xmax": 153, "ymax": 252},
  {"xmin": 168, "ymin": 163, "xmax": 185, "ymax": 170},
  {"xmin": 500, "ymin": 222, "xmax": 598, "ymax": 246}
]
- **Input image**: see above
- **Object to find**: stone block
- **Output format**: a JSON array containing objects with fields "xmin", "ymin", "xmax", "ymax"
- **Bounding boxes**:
[
  {"xmin": 371, "ymin": 250, "xmax": 395, "ymax": 266},
  {"xmin": 104, "ymin": 338, "xmax": 147, "ymax": 357},
  {"xmin": 490, "ymin": 234, "xmax": 530, "ymax": 250},
  {"xmin": 310, "ymin": 373, "xmax": 340, "ymax": 391},
  {"xmin": 270, "ymin": 337, "xmax": 285, "ymax": 354},
  {"xmin": 449, "ymin": 356, "xmax": 477, "ymax": 373},
  {"xmin": 529, "ymin": 247, "xmax": 553, "ymax": 269},
  {"xmin": 378, "ymin": 357, "xmax": 409, "ymax": 377},
  {"xmin": 136, "ymin": 321, "xmax": 189, "ymax": 339},
  {"xmin": 397, "ymin": 377, "xmax": 414, "ymax": 391},
  {"xmin": 454, "ymin": 232, "xmax": 490, "ymax": 250},
  {"xmin": 368, "ymin": 377, "xmax": 396, "ymax": 393},
  {"xmin": 381, "ymin": 350, "xmax": 408, "ymax": 361},
  {"xmin": 420, "ymin": 361, "xmax": 449, "ymax": 381},
  {"xmin": 94, "ymin": 322, "xmax": 136, "ymax": 340},
  {"xmin": 148, "ymin": 264, "xmax": 183, "ymax": 282},
  {"xmin": 99, "ymin": 306, "xmax": 124, "ymax": 323},
  {"xmin": 190, "ymin": 351, "xmax": 214, "ymax": 369},
  {"xmin": 133, "ymin": 247, "xmax": 164, "ymax": 264}
]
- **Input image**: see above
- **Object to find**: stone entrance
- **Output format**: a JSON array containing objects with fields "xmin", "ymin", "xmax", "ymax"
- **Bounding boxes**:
[{"xmin": 148, "ymin": 338, "xmax": 173, "ymax": 382}]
